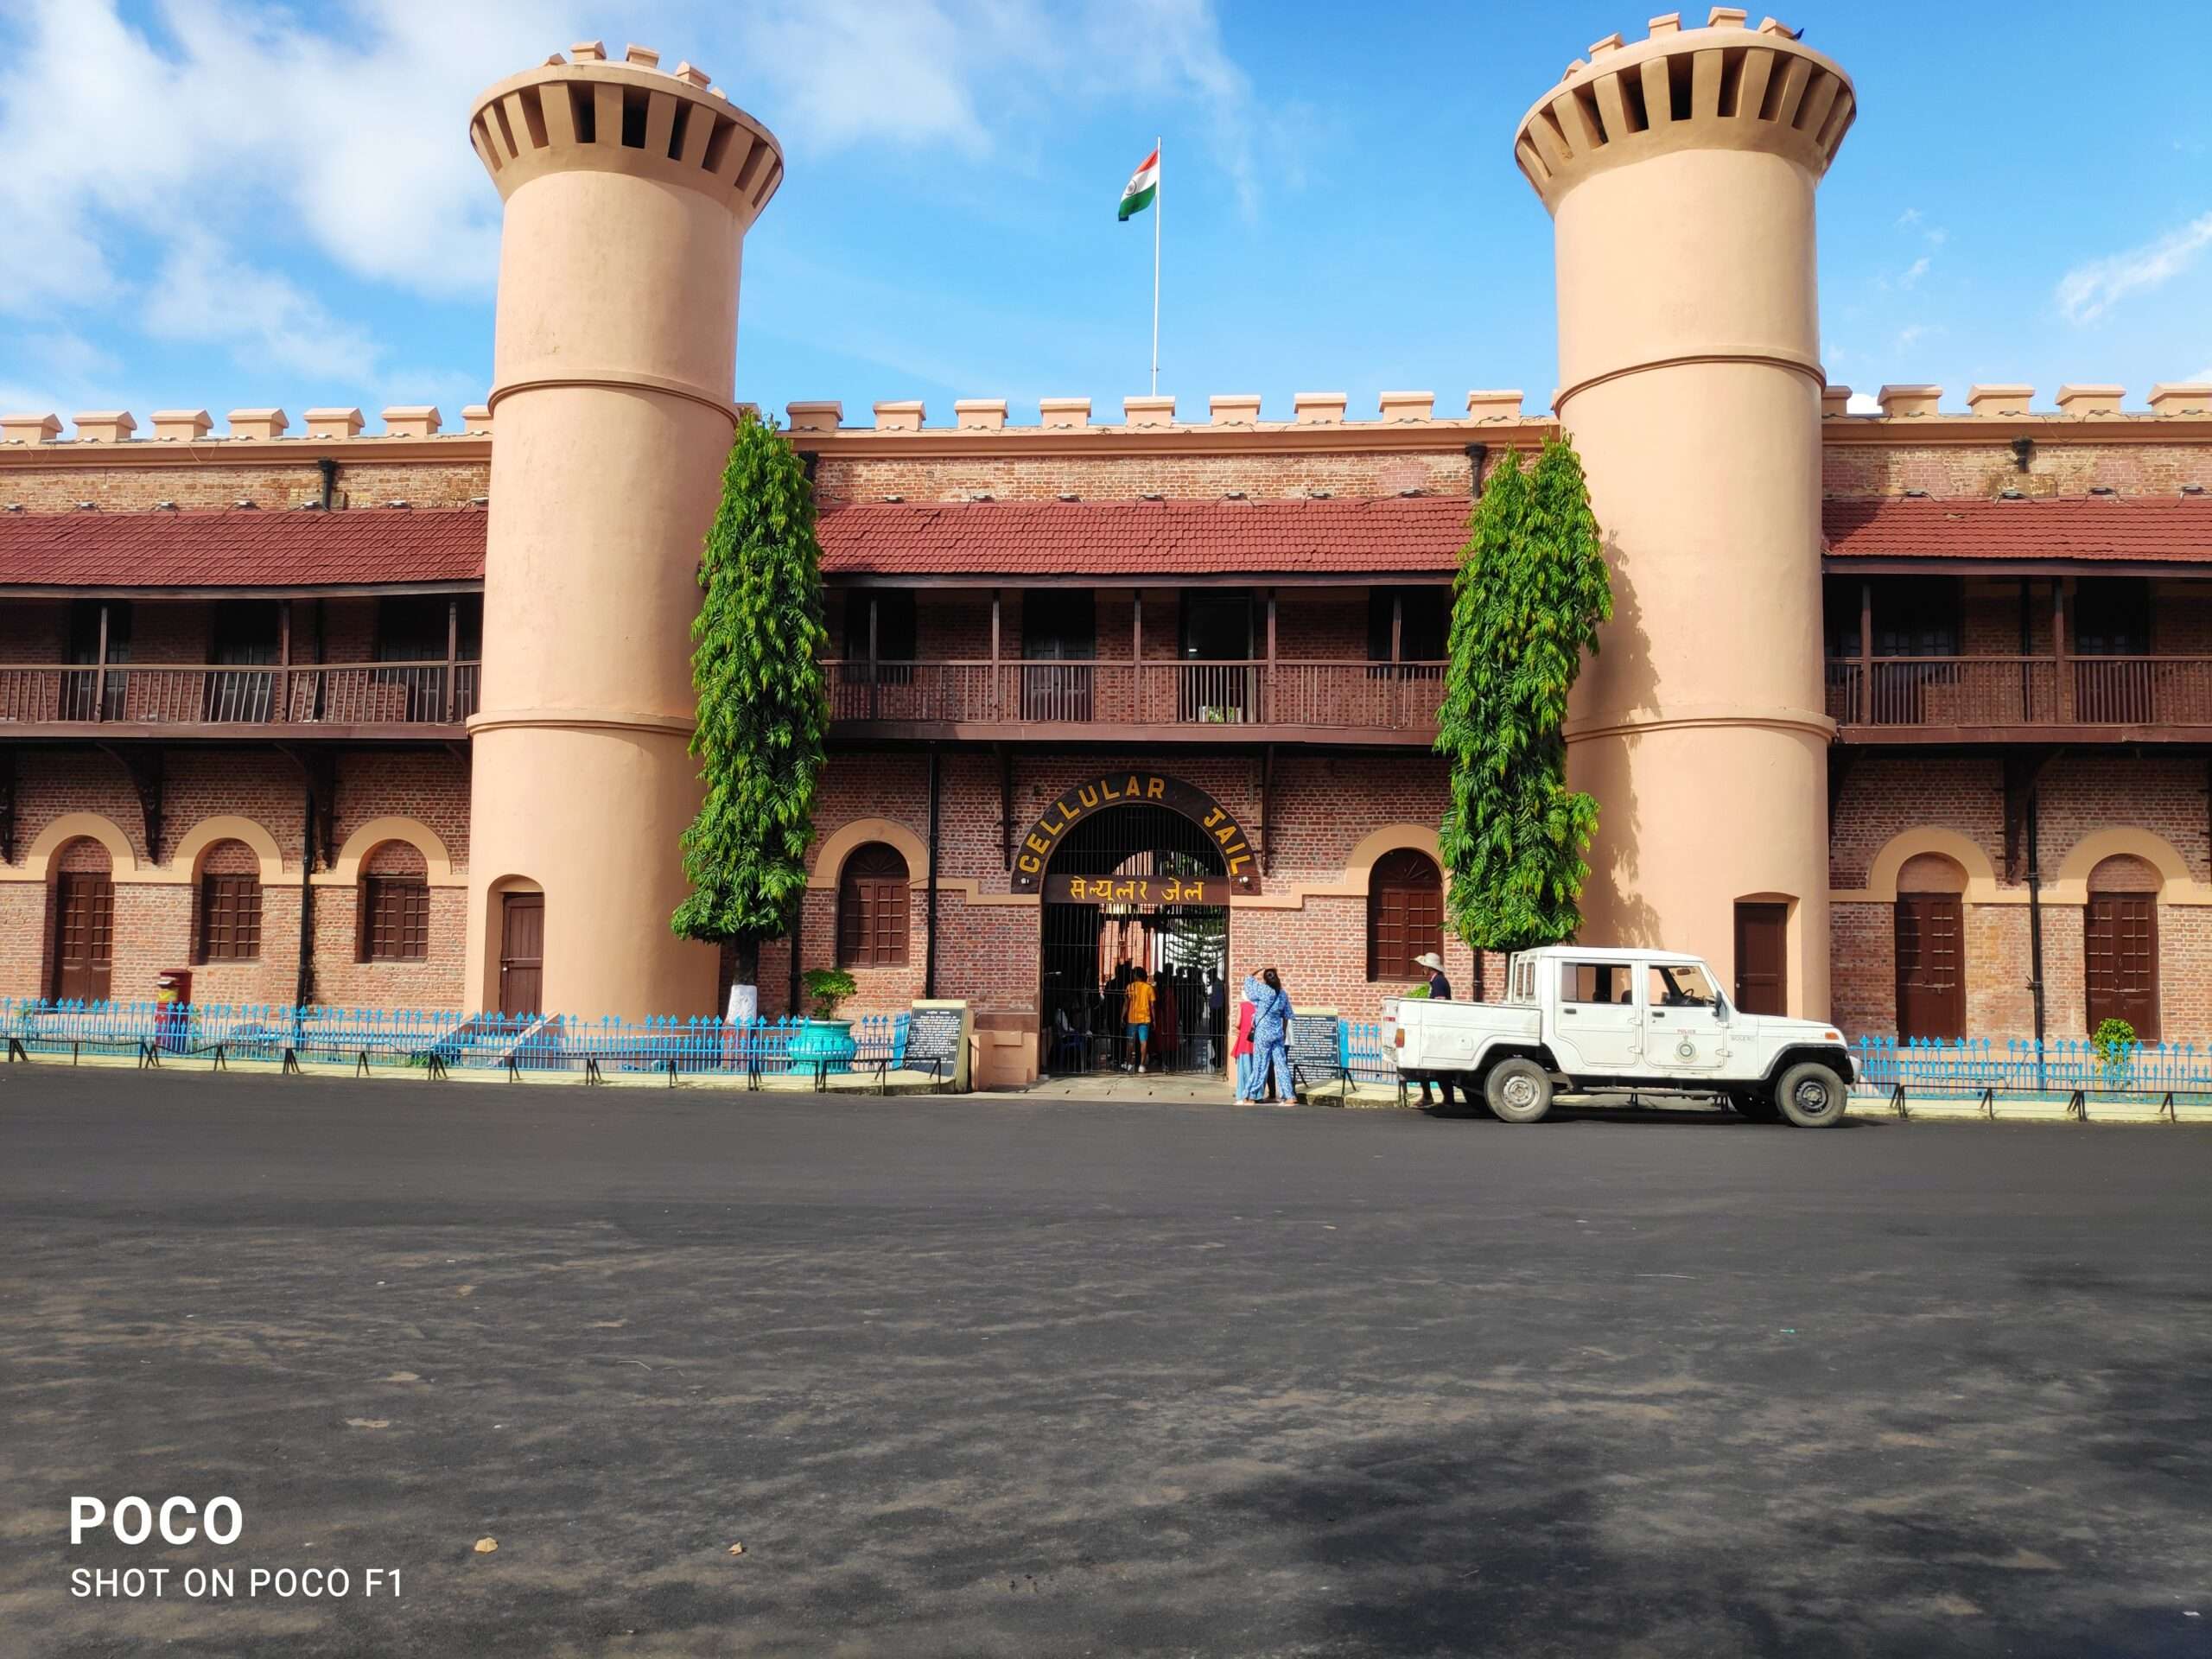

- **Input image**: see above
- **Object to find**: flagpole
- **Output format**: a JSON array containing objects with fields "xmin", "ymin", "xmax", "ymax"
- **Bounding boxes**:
[{"xmin": 1150, "ymin": 137, "xmax": 1160, "ymax": 397}]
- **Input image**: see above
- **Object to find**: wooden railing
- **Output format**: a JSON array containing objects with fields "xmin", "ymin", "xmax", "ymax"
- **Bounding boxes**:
[
  {"xmin": 0, "ymin": 661, "xmax": 481, "ymax": 729},
  {"xmin": 1827, "ymin": 655, "xmax": 2212, "ymax": 730},
  {"xmin": 825, "ymin": 660, "xmax": 1446, "ymax": 733}
]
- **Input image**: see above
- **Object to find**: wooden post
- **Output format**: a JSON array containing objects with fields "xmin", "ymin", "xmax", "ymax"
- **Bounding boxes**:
[
  {"xmin": 868, "ymin": 594, "xmax": 880, "ymax": 721},
  {"xmin": 442, "ymin": 597, "xmax": 459, "ymax": 722},
  {"xmin": 1858, "ymin": 579, "xmax": 1873, "ymax": 723},
  {"xmin": 1264, "ymin": 588, "xmax": 1277, "ymax": 725},
  {"xmin": 2054, "ymin": 577, "xmax": 2069, "ymax": 722},
  {"xmin": 1132, "ymin": 588, "xmax": 1143, "ymax": 721},
  {"xmin": 1390, "ymin": 588, "xmax": 1404, "ymax": 728},
  {"xmin": 93, "ymin": 602, "xmax": 110, "ymax": 723},
  {"xmin": 276, "ymin": 600, "xmax": 292, "ymax": 724}
]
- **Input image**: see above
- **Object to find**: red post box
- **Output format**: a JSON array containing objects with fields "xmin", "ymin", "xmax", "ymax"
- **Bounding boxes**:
[{"xmin": 155, "ymin": 969, "xmax": 193, "ymax": 1052}]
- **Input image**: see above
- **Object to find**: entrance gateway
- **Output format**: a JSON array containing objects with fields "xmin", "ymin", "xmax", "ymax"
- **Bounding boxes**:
[{"xmin": 1020, "ymin": 773, "xmax": 1259, "ymax": 1077}]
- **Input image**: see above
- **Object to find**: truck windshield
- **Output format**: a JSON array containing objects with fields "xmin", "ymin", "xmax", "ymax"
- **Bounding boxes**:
[{"xmin": 1647, "ymin": 963, "xmax": 1719, "ymax": 1007}]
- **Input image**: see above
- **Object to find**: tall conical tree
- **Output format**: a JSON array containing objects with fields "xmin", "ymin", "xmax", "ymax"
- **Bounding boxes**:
[
  {"xmin": 671, "ymin": 410, "xmax": 831, "ymax": 1015},
  {"xmin": 1433, "ymin": 437, "xmax": 1613, "ymax": 952}
]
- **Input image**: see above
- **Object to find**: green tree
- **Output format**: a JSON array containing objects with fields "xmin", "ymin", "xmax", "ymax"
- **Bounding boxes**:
[
  {"xmin": 1434, "ymin": 438, "xmax": 1613, "ymax": 950},
  {"xmin": 671, "ymin": 410, "xmax": 831, "ymax": 1011}
]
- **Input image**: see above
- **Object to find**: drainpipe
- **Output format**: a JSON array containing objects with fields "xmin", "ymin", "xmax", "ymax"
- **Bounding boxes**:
[
  {"xmin": 294, "ymin": 779, "xmax": 316, "ymax": 1018},
  {"xmin": 315, "ymin": 457, "xmax": 338, "ymax": 512},
  {"xmin": 924, "ymin": 747, "xmax": 941, "ymax": 997},
  {"xmin": 1464, "ymin": 442, "xmax": 1489, "ymax": 495},
  {"xmin": 2025, "ymin": 780, "xmax": 2047, "ymax": 1090}
]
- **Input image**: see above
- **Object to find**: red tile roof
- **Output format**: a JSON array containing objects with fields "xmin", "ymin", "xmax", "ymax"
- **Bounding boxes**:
[
  {"xmin": 814, "ymin": 496, "xmax": 1476, "ymax": 577},
  {"xmin": 7, "ymin": 493, "xmax": 2209, "ymax": 591},
  {"xmin": 0, "ymin": 506, "xmax": 487, "ymax": 589},
  {"xmin": 1822, "ymin": 495, "xmax": 2212, "ymax": 564}
]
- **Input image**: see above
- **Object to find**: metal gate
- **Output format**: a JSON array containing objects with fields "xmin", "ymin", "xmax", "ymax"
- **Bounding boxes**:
[{"xmin": 1040, "ymin": 804, "xmax": 1230, "ymax": 1076}]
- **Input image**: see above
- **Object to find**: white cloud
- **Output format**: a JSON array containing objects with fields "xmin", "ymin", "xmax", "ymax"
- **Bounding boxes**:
[
  {"xmin": 1896, "ymin": 207, "xmax": 1922, "ymax": 228},
  {"xmin": 143, "ymin": 232, "xmax": 383, "ymax": 383},
  {"xmin": 1899, "ymin": 256, "xmax": 1930, "ymax": 289},
  {"xmin": 2056, "ymin": 210, "xmax": 2212, "ymax": 323},
  {"xmin": 1847, "ymin": 391, "xmax": 1881, "ymax": 414},
  {"xmin": 729, "ymin": 0, "xmax": 1273, "ymax": 214},
  {"xmin": 0, "ymin": 0, "xmax": 1275, "ymax": 409}
]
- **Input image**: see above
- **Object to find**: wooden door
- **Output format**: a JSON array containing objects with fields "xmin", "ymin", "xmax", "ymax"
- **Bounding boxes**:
[
  {"xmin": 1732, "ymin": 902, "xmax": 1789, "ymax": 1016},
  {"xmin": 1893, "ymin": 894, "xmax": 1965, "ymax": 1040},
  {"xmin": 2085, "ymin": 894, "xmax": 2158, "ymax": 1040},
  {"xmin": 51, "ymin": 874, "xmax": 114, "ymax": 1002},
  {"xmin": 499, "ymin": 893, "xmax": 544, "ymax": 1016}
]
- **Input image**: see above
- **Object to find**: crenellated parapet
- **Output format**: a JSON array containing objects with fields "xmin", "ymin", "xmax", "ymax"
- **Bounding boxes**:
[
  {"xmin": 1514, "ymin": 10, "xmax": 1854, "ymax": 213},
  {"xmin": 468, "ymin": 41, "xmax": 781, "ymax": 225}
]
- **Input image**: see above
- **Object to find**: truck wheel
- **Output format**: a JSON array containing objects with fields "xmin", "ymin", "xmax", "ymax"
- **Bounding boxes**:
[
  {"xmin": 1731, "ymin": 1090, "xmax": 1781, "ymax": 1122},
  {"xmin": 1484, "ymin": 1057, "xmax": 1554, "ymax": 1124},
  {"xmin": 1773, "ymin": 1061, "xmax": 1847, "ymax": 1128}
]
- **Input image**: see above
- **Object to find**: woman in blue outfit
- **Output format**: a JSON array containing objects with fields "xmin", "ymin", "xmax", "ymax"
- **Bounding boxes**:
[{"xmin": 1245, "ymin": 967, "xmax": 1294, "ymax": 1105}]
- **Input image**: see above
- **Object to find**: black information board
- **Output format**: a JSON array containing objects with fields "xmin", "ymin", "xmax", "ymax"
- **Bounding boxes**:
[
  {"xmin": 1287, "ymin": 1014, "xmax": 1343, "ymax": 1093},
  {"xmin": 905, "ymin": 1007, "xmax": 963, "ymax": 1070}
]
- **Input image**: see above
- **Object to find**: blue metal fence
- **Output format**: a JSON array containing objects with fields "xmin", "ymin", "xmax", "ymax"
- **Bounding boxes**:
[
  {"xmin": 0, "ymin": 997, "xmax": 910, "ymax": 1083},
  {"xmin": 1851, "ymin": 1033, "xmax": 2212, "ymax": 1100}
]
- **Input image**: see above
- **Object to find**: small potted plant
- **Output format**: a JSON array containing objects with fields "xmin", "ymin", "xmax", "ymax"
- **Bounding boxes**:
[
  {"xmin": 2091, "ymin": 1016, "xmax": 2137, "ymax": 1090},
  {"xmin": 789, "ymin": 967, "xmax": 861, "ymax": 1073}
]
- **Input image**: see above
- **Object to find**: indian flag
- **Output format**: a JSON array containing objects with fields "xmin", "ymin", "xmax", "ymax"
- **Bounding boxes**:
[{"xmin": 1117, "ymin": 147, "xmax": 1158, "ymax": 221}]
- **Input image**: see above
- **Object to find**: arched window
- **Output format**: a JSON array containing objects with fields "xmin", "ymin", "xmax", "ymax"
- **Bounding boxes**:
[
  {"xmin": 2085, "ymin": 855, "xmax": 2160, "ymax": 1041},
  {"xmin": 1892, "ymin": 852, "xmax": 1965, "ymax": 1040},
  {"xmin": 837, "ymin": 842, "xmax": 910, "ymax": 968},
  {"xmin": 1368, "ymin": 849, "xmax": 1442, "ymax": 982},
  {"xmin": 359, "ymin": 842, "xmax": 430, "ymax": 963},
  {"xmin": 195, "ymin": 839, "xmax": 264, "ymax": 963}
]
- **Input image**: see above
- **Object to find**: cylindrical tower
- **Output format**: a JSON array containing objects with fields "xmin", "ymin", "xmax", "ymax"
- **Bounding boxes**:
[
  {"xmin": 1513, "ymin": 12, "xmax": 1855, "ymax": 1016},
  {"xmin": 462, "ymin": 43, "xmax": 783, "ymax": 1018}
]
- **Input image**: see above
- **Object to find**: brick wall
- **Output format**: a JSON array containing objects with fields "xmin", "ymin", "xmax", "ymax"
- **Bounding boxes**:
[
  {"xmin": 0, "ymin": 453, "xmax": 488, "ymax": 512},
  {"xmin": 1823, "ymin": 435, "xmax": 2211, "ymax": 499},
  {"xmin": 2, "ymin": 747, "xmax": 468, "ymax": 1007},
  {"xmin": 815, "ymin": 447, "xmax": 1484, "ymax": 508},
  {"xmin": 1829, "ymin": 753, "xmax": 2212, "ymax": 1041},
  {"xmin": 798, "ymin": 748, "xmax": 1469, "ymax": 1050}
]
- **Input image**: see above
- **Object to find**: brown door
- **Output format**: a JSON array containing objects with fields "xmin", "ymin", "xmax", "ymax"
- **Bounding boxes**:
[
  {"xmin": 1894, "ymin": 894, "xmax": 1965, "ymax": 1040},
  {"xmin": 1732, "ymin": 902, "xmax": 1789, "ymax": 1015},
  {"xmin": 499, "ymin": 893, "xmax": 544, "ymax": 1016},
  {"xmin": 2085, "ymin": 894, "xmax": 2158, "ymax": 1040},
  {"xmin": 51, "ymin": 874, "xmax": 115, "ymax": 1003}
]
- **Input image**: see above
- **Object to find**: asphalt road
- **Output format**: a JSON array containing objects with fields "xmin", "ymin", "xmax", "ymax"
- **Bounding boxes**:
[{"xmin": 2, "ymin": 1068, "xmax": 2209, "ymax": 1658}]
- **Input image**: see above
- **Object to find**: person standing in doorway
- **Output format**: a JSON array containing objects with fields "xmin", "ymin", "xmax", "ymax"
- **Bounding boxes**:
[
  {"xmin": 1249, "ymin": 967, "xmax": 1294, "ymax": 1105},
  {"xmin": 1411, "ymin": 950, "xmax": 1458, "ymax": 1111},
  {"xmin": 1123, "ymin": 966, "xmax": 1156, "ymax": 1073}
]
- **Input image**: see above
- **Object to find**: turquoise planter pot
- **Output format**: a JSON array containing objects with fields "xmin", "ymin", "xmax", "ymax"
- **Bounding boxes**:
[{"xmin": 789, "ymin": 1017, "xmax": 856, "ymax": 1073}]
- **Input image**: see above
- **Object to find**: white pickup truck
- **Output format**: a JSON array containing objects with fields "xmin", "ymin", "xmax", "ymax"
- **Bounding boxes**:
[{"xmin": 1385, "ymin": 944, "xmax": 1855, "ymax": 1127}]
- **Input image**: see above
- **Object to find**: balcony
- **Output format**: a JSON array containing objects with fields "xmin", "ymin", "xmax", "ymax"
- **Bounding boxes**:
[
  {"xmin": 1827, "ymin": 656, "xmax": 2212, "ymax": 742},
  {"xmin": 823, "ymin": 659, "xmax": 1446, "ymax": 744},
  {"xmin": 0, "ymin": 660, "xmax": 480, "ymax": 739}
]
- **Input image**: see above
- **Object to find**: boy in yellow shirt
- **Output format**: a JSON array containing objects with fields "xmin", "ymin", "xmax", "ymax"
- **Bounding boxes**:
[{"xmin": 1123, "ymin": 968, "xmax": 1155, "ymax": 1074}]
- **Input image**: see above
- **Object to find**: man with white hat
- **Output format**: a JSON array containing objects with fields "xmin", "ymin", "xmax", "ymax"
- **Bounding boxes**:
[{"xmin": 1412, "ymin": 951, "xmax": 1457, "ymax": 1111}]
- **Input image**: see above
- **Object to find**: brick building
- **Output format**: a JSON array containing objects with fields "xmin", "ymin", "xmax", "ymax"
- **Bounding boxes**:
[
  {"xmin": 5, "ymin": 391, "xmax": 2210, "ymax": 1079},
  {"xmin": 4, "ymin": 21, "xmax": 2211, "ymax": 1085}
]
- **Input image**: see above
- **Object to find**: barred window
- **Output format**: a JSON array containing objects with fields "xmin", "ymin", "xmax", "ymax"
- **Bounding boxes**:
[
  {"xmin": 1367, "ymin": 849, "xmax": 1442, "ymax": 982},
  {"xmin": 836, "ymin": 842, "xmax": 910, "ymax": 968},
  {"xmin": 364, "ymin": 878, "xmax": 430, "ymax": 962},
  {"xmin": 198, "ymin": 874, "xmax": 262, "ymax": 962}
]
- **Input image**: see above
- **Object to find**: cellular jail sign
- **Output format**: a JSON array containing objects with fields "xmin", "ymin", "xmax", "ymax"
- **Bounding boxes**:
[{"xmin": 1013, "ymin": 773, "xmax": 1262, "ymax": 895}]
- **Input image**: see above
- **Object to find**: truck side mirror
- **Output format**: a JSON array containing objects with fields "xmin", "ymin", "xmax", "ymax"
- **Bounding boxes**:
[{"xmin": 1713, "ymin": 1000, "xmax": 1728, "ymax": 1022}]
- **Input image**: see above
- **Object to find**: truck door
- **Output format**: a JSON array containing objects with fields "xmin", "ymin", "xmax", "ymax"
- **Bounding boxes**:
[
  {"xmin": 1551, "ymin": 960, "xmax": 1641, "ymax": 1071},
  {"xmin": 1643, "ymin": 961, "xmax": 1726, "ymax": 1072}
]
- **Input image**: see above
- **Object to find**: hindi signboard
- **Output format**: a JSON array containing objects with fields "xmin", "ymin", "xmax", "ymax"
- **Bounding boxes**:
[{"xmin": 1041, "ymin": 874, "xmax": 1232, "ymax": 906}]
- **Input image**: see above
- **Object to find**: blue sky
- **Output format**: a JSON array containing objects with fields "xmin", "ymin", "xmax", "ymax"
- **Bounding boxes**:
[{"xmin": 3, "ymin": 0, "xmax": 2207, "ymax": 429}]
